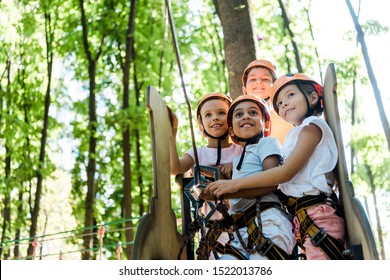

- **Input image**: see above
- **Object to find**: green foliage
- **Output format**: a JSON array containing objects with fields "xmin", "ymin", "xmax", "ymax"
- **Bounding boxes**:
[
  {"xmin": 363, "ymin": 20, "xmax": 389, "ymax": 36},
  {"xmin": 1, "ymin": 0, "xmax": 388, "ymax": 259},
  {"xmin": 350, "ymin": 130, "xmax": 390, "ymax": 194}
]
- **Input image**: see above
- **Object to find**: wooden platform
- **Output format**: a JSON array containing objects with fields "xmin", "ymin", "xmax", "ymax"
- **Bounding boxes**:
[
  {"xmin": 323, "ymin": 63, "xmax": 378, "ymax": 259},
  {"xmin": 131, "ymin": 86, "xmax": 186, "ymax": 260}
]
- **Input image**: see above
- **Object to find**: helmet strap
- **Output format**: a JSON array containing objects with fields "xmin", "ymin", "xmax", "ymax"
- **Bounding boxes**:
[
  {"xmin": 202, "ymin": 126, "xmax": 229, "ymax": 165},
  {"xmin": 235, "ymin": 132, "xmax": 263, "ymax": 171},
  {"xmin": 216, "ymin": 138, "xmax": 222, "ymax": 166},
  {"xmin": 296, "ymin": 83, "xmax": 314, "ymax": 118}
]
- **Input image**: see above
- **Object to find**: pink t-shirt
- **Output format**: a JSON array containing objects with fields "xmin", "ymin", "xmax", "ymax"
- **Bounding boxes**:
[
  {"xmin": 185, "ymin": 143, "xmax": 243, "ymax": 169},
  {"xmin": 185, "ymin": 143, "xmax": 243, "ymax": 219},
  {"xmin": 185, "ymin": 143, "xmax": 243, "ymax": 258}
]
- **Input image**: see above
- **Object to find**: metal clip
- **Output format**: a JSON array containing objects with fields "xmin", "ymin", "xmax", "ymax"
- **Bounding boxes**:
[
  {"xmin": 258, "ymin": 238, "xmax": 274, "ymax": 256},
  {"xmin": 310, "ymin": 228, "xmax": 328, "ymax": 246}
]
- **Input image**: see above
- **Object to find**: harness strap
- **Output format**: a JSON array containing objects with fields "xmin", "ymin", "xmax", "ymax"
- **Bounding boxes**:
[
  {"xmin": 204, "ymin": 224, "xmax": 228, "ymax": 258},
  {"xmin": 244, "ymin": 204, "xmax": 291, "ymax": 260},
  {"xmin": 224, "ymin": 243, "xmax": 247, "ymax": 260},
  {"xmin": 207, "ymin": 202, "xmax": 291, "ymax": 260},
  {"xmin": 203, "ymin": 203, "xmax": 233, "ymax": 258},
  {"xmin": 284, "ymin": 192, "xmax": 329, "ymax": 215},
  {"xmin": 275, "ymin": 190, "xmax": 347, "ymax": 260},
  {"xmin": 232, "ymin": 202, "xmax": 279, "ymax": 229},
  {"xmin": 247, "ymin": 225, "xmax": 290, "ymax": 259},
  {"xmin": 177, "ymin": 220, "xmax": 199, "ymax": 260},
  {"xmin": 296, "ymin": 208, "xmax": 347, "ymax": 260}
]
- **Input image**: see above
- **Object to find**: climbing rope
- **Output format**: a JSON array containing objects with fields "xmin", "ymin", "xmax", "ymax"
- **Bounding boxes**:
[
  {"xmin": 165, "ymin": 0, "xmax": 201, "ymax": 181},
  {"xmin": 0, "ymin": 216, "xmax": 148, "ymax": 260}
]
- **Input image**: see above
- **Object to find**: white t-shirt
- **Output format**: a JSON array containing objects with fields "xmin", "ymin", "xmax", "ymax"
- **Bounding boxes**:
[
  {"xmin": 279, "ymin": 116, "xmax": 338, "ymax": 197},
  {"xmin": 229, "ymin": 137, "xmax": 283, "ymax": 215}
]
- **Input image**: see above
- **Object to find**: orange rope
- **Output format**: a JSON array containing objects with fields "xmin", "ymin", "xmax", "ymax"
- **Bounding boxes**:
[
  {"xmin": 98, "ymin": 223, "xmax": 105, "ymax": 260},
  {"xmin": 116, "ymin": 241, "xmax": 122, "ymax": 260},
  {"xmin": 32, "ymin": 235, "xmax": 38, "ymax": 260}
]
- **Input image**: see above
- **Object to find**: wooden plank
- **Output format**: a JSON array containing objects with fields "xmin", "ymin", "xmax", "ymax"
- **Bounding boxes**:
[
  {"xmin": 131, "ymin": 86, "xmax": 186, "ymax": 260},
  {"xmin": 323, "ymin": 63, "xmax": 379, "ymax": 259}
]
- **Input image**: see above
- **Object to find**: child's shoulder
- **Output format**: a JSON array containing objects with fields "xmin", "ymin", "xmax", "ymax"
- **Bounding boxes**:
[
  {"xmin": 258, "ymin": 136, "xmax": 282, "ymax": 150},
  {"xmin": 302, "ymin": 116, "xmax": 331, "ymax": 130},
  {"xmin": 255, "ymin": 137, "xmax": 283, "ymax": 158},
  {"xmin": 260, "ymin": 136, "xmax": 281, "ymax": 144},
  {"xmin": 302, "ymin": 116, "xmax": 336, "ymax": 144}
]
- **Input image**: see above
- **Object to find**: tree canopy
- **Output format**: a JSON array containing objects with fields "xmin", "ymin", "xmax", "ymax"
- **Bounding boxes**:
[{"xmin": 0, "ymin": 0, "xmax": 389, "ymax": 260}]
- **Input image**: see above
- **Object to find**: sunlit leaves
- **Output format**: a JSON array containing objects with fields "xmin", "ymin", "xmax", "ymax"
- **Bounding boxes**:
[{"xmin": 363, "ymin": 19, "xmax": 389, "ymax": 36}]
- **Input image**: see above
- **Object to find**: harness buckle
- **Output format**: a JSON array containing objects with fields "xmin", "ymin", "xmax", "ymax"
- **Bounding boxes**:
[
  {"xmin": 257, "ymin": 238, "xmax": 274, "ymax": 257},
  {"xmin": 310, "ymin": 228, "xmax": 328, "ymax": 246}
]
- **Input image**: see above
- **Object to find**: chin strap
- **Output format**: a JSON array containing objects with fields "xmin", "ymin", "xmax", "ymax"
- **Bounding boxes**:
[
  {"xmin": 213, "ymin": 130, "xmax": 229, "ymax": 165},
  {"xmin": 200, "ymin": 122, "xmax": 229, "ymax": 166},
  {"xmin": 235, "ymin": 132, "xmax": 263, "ymax": 170}
]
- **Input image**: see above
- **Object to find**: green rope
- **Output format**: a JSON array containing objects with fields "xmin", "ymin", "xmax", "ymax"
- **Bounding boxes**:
[
  {"xmin": 0, "ymin": 208, "xmax": 182, "ymax": 246},
  {"xmin": 0, "ymin": 216, "xmax": 143, "ymax": 246},
  {"xmin": 8, "ymin": 241, "xmax": 135, "ymax": 260}
]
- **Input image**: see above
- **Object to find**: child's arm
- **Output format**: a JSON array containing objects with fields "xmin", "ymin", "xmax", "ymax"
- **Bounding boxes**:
[
  {"xmin": 168, "ymin": 106, "xmax": 194, "ymax": 175},
  {"xmin": 218, "ymin": 163, "xmax": 233, "ymax": 179},
  {"xmin": 201, "ymin": 154, "xmax": 280, "ymax": 201},
  {"xmin": 205, "ymin": 123, "xmax": 322, "ymax": 197},
  {"xmin": 224, "ymin": 154, "xmax": 280, "ymax": 197}
]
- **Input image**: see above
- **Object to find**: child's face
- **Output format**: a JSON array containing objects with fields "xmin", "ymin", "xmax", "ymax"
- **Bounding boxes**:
[
  {"xmin": 230, "ymin": 101, "xmax": 265, "ymax": 144},
  {"xmin": 243, "ymin": 67, "xmax": 273, "ymax": 100},
  {"xmin": 199, "ymin": 99, "xmax": 229, "ymax": 138},
  {"xmin": 275, "ymin": 84, "xmax": 318, "ymax": 126}
]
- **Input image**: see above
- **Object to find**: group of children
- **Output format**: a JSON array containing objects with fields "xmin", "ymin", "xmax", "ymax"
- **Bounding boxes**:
[{"xmin": 169, "ymin": 59, "xmax": 347, "ymax": 260}]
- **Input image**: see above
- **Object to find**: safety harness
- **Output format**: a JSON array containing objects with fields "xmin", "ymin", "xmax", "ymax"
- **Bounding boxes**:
[
  {"xmin": 275, "ymin": 190, "xmax": 349, "ymax": 260},
  {"xmin": 166, "ymin": 0, "xmax": 290, "ymax": 261},
  {"xmin": 199, "ymin": 199, "xmax": 293, "ymax": 260}
]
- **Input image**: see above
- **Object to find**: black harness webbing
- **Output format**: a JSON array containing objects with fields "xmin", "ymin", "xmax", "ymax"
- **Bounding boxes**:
[
  {"xmin": 296, "ymin": 208, "xmax": 346, "ymax": 260},
  {"xmin": 275, "ymin": 191, "xmax": 348, "ymax": 260},
  {"xmin": 205, "ymin": 202, "xmax": 291, "ymax": 260},
  {"xmin": 232, "ymin": 202, "xmax": 278, "ymax": 229}
]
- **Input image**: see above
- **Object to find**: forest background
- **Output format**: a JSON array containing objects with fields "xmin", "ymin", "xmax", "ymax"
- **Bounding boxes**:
[{"xmin": 0, "ymin": 0, "xmax": 389, "ymax": 260}]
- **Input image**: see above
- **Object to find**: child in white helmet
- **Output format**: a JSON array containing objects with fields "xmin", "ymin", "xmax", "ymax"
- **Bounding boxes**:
[
  {"xmin": 241, "ymin": 59, "xmax": 293, "ymax": 144},
  {"xmin": 169, "ymin": 92, "xmax": 242, "ymax": 259},
  {"xmin": 206, "ymin": 73, "xmax": 347, "ymax": 260}
]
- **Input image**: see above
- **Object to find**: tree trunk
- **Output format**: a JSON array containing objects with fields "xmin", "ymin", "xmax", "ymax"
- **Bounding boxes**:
[
  {"xmin": 365, "ymin": 163, "xmax": 385, "ymax": 260},
  {"xmin": 27, "ymin": 9, "xmax": 53, "ymax": 259},
  {"xmin": 13, "ymin": 189, "xmax": 24, "ymax": 259},
  {"xmin": 135, "ymin": 69, "xmax": 144, "ymax": 217},
  {"xmin": 0, "ymin": 57, "xmax": 11, "ymax": 259},
  {"xmin": 302, "ymin": 2, "xmax": 323, "ymax": 83},
  {"xmin": 345, "ymin": 0, "xmax": 390, "ymax": 150},
  {"xmin": 0, "ymin": 146, "xmax": 11, "ymax": 259},
  {"xmin": 351, "ymin": 69, "xmax": 357, "ymax": 174},
  {"xmin": 277, "ymin": 0, "xmax": 303, "ymax": 72},
  {"xmin": 121, "ymin": 0, "xmax": 137, "ymax": 260},
  {"xmin": 132, "ymin": 48, "xmax": 146, "ymax": 217},
  {"xmin": 79, "ymin": 0, "xmax": 104, "ymax": 260},
  {"xmin": 213, "ymin": 0, "xmax": 257, "ymax": 99}
]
